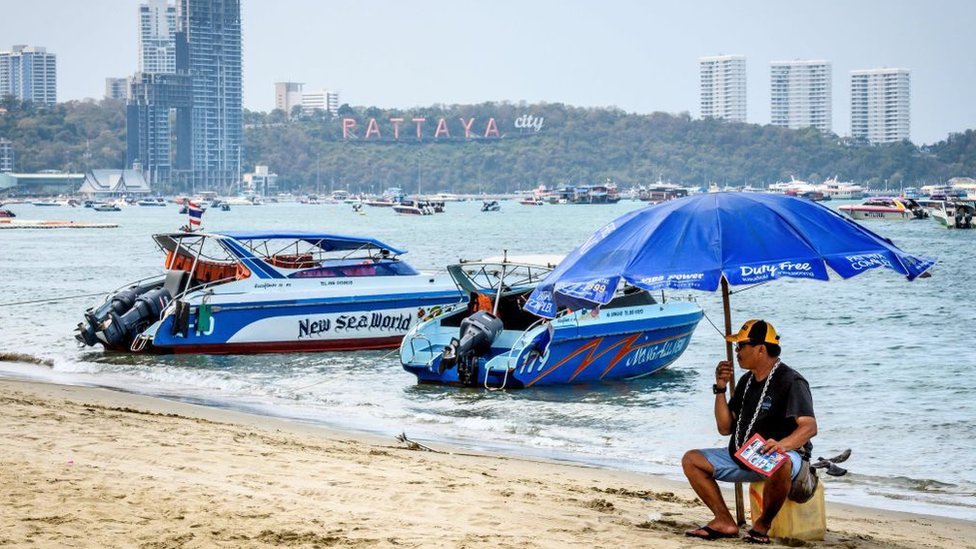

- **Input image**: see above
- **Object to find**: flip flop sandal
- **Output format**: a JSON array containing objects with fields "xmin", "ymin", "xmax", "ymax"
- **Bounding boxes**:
[
  {"xmin": 685, "ymin": 525, "xmax": 738, "ymax": 540},
  {"xmin": 744, "ymin": 528, "xmax": 771, "ymax": 544}
]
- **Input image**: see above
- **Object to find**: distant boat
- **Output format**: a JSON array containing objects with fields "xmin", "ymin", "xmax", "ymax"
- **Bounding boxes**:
[
  {"xmin": 33, "ymin": 201, "xmax": 61, "ymax": 207},
  {"xmin": 138, "ymin": 197, "xmax": 167, "ymax": 206},
  {"xmin": 481, "ymin": 200, "xmax": 501, "ymax": 212},
  {"xmin": 93, "ymin": 203, "xmax": 122, "ymax": 212},
  {"xmin": 839, "ymin": 197, "xmax": 928, "ymax": 221}
]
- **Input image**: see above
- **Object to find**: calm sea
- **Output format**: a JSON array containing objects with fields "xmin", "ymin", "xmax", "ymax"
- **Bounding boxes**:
[{"xmin": 1, "ymin": 198, "xmax": 974, "ymax": 520}]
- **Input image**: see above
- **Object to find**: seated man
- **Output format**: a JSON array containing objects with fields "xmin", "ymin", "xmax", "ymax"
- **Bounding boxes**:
[{"xmin": 681, "ymin": 319, "xmax": 817, "ymax": 544}]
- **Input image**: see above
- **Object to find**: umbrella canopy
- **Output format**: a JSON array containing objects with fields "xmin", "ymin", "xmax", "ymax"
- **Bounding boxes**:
[{"xmin": 525, "ymin": 192, "xmax": 935, "ymax": 317}]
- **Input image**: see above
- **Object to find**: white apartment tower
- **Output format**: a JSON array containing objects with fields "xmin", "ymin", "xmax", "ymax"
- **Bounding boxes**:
[
  {"xmin": 850, "ymin": 68, "xmax": 911, "ymax": 143},
  {"xmin": 138, "ymin": 0, "xmax": 177, "ymax": 74},
  {"xmin": 770, "ymin": 60, "xmax": 832, "ymax": 133},
  {"xmin": 699, "ymin": 55, "xmax": 747, "ymax": 123},
  {"xmin": 0, "ymin": 45, "xmax": 57, "ymax": 105},
  {"xmin": 274, "ymin": 82, "xmax": 304, "ymax": 115},
  {"xmin": 301, "ymin": 89, "xmax": 340, "ymax": 116}
]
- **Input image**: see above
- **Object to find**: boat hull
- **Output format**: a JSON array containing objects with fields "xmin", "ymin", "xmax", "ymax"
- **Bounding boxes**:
[
  {"xmin": 401, "ymin": 302, "xmax": 702, "ymax": 388},
  {"xmin": 838, "ymin": 207, "xmax": 915, "ymax": 220},
  {"xmin": 147, "ymin": 292, "xmax": 462, "ymax": 354}
]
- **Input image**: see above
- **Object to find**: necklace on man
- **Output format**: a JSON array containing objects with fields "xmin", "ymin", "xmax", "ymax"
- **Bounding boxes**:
[{"xmin": 734, "ymin": 359, "xmax": 782, "ymax": 448}]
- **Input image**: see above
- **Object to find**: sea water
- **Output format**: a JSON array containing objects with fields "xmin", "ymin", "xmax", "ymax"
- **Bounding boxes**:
[{"xmin": 1, "ymin": 199, "xmax": 974, "ymax": 520}]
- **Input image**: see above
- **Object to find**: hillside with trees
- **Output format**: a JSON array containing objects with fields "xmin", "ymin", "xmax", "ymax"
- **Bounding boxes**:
[{"xmin": 2, "ymin": 97, "xmax": 974, "ymax": 194}]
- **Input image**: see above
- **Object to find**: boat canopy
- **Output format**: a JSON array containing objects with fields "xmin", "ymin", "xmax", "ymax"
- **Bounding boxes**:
[{"xmin": 213, "ymin": 231, "xmax": 406, "ymax": 255}]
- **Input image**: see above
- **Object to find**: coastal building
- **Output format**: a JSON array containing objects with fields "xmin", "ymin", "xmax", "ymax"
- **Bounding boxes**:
[
  {"xmin": 138, "ymin": 0, "xmax": 177, "ymax": 74},
  {"xmin": 301, "ymin": 89, "xmax": 340, "ymax": 116},
  {"xmin": 0, "ymin": 138, "xmax": 13, "ymax": 173},
  {"xmin": 699, "ymin": 55, "xmax": 746, "ymax": 123},
  {"xmin": 0, "ymin": 172, "xmax": 84, "ymax": 197},
  {"xmin": 770, "ymin": 60, "xmax": 832, "ymax": 133},
  {"xmin": 77, "ymin": 169, "xmax": 152, "ymax": 199},
  {"xmin": 274, "ymin": 82, "xmax": 304, "ymax": 115},
  {"xmin": 243, "ymin": 165, "xmax": 278, "ymax": 196},
  {"xmin": 105, "ymin": 77, "xmax": 130, "ymax": 101},
  {"xmin": 850, "ymin": 68, "xmax": 911, "ymax": 144},
  {"xmin": 0, "ymin": 45, "xmax": 57, "ymax": 106},
  {"xmin": 127, "ymin": 0, "xmax": 242, "ymax": 191}
]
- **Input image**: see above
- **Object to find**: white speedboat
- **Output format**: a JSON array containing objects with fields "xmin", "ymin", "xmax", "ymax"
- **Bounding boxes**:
[
  {"xmin": 928, "ymin": 200, "xmax": 975, "ymax": 229},
  {"xmin": 838, "ymin": 197, "xmax": 928, "ymax": 221},
  {"xmin": 76, "ymin": 231, "xmax": 464, "ymax": 354}
]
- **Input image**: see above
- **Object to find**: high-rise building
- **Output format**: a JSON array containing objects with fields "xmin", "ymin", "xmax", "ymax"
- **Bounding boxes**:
[
  {"xmin": 127, "ymin": 0, "xmax": 242, "ymax": 190},
  {"xmin": 770, "ymin": 60, "xmax": 832, "ymax": 133},
  {"xmin": 105, "ymin": 77, "xmax": 130, "ymax": 101},
  {"xmin": 0, "ymin": 138, "xmax": 14, "ymax": 173},
  {"xmin": 0, "ymin": 45, "xmax": 57, "ymax": 106},
  {"xmin": 850, "ymin": 68, "xmax": 911, "ymax": 144},
  {"xmin": 179, "ymin": 0, "xmax": 242, "ymax": 189},
  {"xmin": 301, "ymin": 89, "xmax": 340, "ymax": 116},
  {"xmin": 699, "ymin": 55, "xmax": 746, "ymax": 123},
  {"xmin": 139, "ymin": 0, "xmax": 177, "ymax": 74},
  {"xmin": 275, "ymin": 82, "xmax": 303, "ymax": 115}
]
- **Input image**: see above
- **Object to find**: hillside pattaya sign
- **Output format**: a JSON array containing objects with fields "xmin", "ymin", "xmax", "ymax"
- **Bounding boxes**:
[{"xmin": 341, "ymin": 114, "xmax": 544, "ymax": 141}]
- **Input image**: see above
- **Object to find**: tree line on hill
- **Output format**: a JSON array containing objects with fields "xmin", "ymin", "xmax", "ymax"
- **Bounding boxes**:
[{"xmin": 2, "ymin": 96, "xmax": 974, "ymax": 194}]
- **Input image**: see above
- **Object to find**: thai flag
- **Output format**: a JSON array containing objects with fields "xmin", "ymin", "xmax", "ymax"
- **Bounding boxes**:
[{"xmin": 187, "ymin": 201, "xmax": 204, "ymax": 228}]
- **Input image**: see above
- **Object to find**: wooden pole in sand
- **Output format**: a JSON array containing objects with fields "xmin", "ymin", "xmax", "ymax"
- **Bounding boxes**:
[{"xmin": 721, "ymin": 276, "xmax": 746, "ymax": 526}]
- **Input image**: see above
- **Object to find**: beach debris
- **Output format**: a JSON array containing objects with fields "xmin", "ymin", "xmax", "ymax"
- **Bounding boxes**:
[
  {"xmin": 394, "ymin": 432, "xmax": 439, "ymax": 452},
  {"xmin": 812, "ymin": 448, "xmax": 852, "ymax": 477}
]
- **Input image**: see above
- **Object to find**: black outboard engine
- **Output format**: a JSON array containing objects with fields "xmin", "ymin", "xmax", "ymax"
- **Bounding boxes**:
[
  {"xmin": 76, "ymin": 283, "xmax": 159, "ymax": 346},
  {"xmin": 96, "ymin": 288, "xmax": 172, "ymax": 349},
  {"xmin": 438, "ymin": 311, "xmax": 504, "ymax": 386}
]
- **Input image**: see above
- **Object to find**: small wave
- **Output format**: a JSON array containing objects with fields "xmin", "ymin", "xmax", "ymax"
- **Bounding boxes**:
[{"xmin": 0, "ymin": 352, "xmax": 53, "ymax": 367}]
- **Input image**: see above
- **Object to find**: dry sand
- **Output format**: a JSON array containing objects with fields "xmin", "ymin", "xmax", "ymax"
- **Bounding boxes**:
[{"xmin": 1, "ymin": 378, "xmax": 973, "ymax": 548}]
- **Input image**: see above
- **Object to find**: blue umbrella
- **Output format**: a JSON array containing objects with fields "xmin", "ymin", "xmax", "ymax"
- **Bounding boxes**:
[
  {"xmin": 525, "ymin": 192, "xmax": 934, "ymax": 317},
  {"xmin": 522, "ymin": 192, "xmax": 935, "ymax": 524}
]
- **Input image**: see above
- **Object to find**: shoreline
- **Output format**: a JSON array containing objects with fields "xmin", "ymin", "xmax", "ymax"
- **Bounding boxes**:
[{"xmin": 1, "ymin": 376, "xmax": 974, "ymax": 548}]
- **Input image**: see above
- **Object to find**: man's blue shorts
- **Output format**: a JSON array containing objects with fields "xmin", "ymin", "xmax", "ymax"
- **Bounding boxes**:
[{"xmin": 699, "ymin": 447, "xmax": 802, "ymax": 483}]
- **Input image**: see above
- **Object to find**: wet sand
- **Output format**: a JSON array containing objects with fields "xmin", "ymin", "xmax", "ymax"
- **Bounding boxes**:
[{"xmin": 1, "ymin": 377, "xmax": 973, "ymax": 548}]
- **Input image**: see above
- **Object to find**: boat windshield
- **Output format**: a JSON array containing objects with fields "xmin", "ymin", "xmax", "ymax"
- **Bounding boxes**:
[{"xmin": 448, "ymin": 256, "xmax": 561, "ymax": 297}]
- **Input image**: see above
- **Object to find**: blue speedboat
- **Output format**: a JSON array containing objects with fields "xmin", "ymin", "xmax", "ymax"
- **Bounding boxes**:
[
  {"xmin": 399, "ymin": 255, "xmax": 703, "ymax": 389},
  {"xmin": 76, "ymin": 231, "xmax": 464, "ymax": 354}
]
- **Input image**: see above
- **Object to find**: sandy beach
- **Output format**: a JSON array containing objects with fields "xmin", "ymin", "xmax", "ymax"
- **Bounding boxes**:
[{"xmin": 0, "ymin": 377, "xmax": 972, "ymax": 548}]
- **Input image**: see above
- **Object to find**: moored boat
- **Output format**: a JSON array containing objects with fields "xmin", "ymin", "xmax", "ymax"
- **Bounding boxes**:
[
  {"xmin": 838, "ymin": 197, "xmax": 928, "ymax": 220},
  {"xmin": 399, "ymin": 255, "xmax": 703, "ymax": 389},
  {"xmin": 481, "ymin": 200, "xmax": 500, "ymax": 212},
  {"xmin": 928, "ymin": 200, "xmax": 976, "ymax": 229},
  {"xmin": 76, "ymin": 231, "xmax": 465, "ymax": 354}
]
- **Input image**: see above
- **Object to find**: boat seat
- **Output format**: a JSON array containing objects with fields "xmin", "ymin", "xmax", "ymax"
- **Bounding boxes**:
[{"xmin": 164, "ymin": 269, "xmax": 191, "ymax": 297}]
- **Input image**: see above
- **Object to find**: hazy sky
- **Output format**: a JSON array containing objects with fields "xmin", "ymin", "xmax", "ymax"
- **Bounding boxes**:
[{"xmin": 2, "ymin": 0, "xmax": 973, "ymax": 144}]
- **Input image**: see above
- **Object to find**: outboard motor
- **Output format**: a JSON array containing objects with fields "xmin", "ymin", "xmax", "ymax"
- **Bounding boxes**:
[
  {"xmin": 438, "ymin": 310, "xmax": 503, "ymax": 386},
  {"xmin": 76, "ymin": 283, "xmax": 159, "ymax": 346},
  {"xmin": 96, "ymin": 288, "xmax": 172, "ymax": 349}
]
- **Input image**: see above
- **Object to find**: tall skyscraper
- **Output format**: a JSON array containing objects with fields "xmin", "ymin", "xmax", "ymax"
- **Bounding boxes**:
[
  {"xmin": 275, "ymin": 82, "xmax": 303, "ymax": 115},
  {"xmin": 0, "ymin": 45, "xmax": 57, "ymax": 106},
  {"xmin": 139, "ymin": 0, "xmax": 177, "ymax": 74},
  {"xmin": 770, "ymin": 60, "xmax": 832, "ymax": 133},
  {"xmin": 179, "ymin": 0, "xmax": 242, "ymax": 189},
  {"xmin": 850, "ymin": 68, "xmax": 911, "ymax": 144},
  {"xmin": 699, "ymin": 55, "xmax": 746, "ymax": 123},
  {"xmin": 127, "ymin": 0, "xmax": 242, "ymax": 190}
]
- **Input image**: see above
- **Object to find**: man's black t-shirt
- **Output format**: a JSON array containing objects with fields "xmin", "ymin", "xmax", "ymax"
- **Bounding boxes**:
[{"xmin": 727, "ymin": 361, "xmax": 815, "ymax": 469}]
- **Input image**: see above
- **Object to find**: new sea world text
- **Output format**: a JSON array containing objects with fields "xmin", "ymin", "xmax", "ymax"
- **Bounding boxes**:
[{"xmin": 298, "ymin": 313, "xmax": 412, "ymax": 338}]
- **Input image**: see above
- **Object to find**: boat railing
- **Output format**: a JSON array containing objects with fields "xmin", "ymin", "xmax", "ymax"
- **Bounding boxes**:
[{"xmin": 408, "ymin": 333, "xmax": 437, "ymax": 367}]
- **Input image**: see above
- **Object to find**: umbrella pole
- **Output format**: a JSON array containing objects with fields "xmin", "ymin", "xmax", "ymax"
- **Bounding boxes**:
[{"xmin": 721, "ymin": 277, "xmax": 746, "ymax": 526}]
